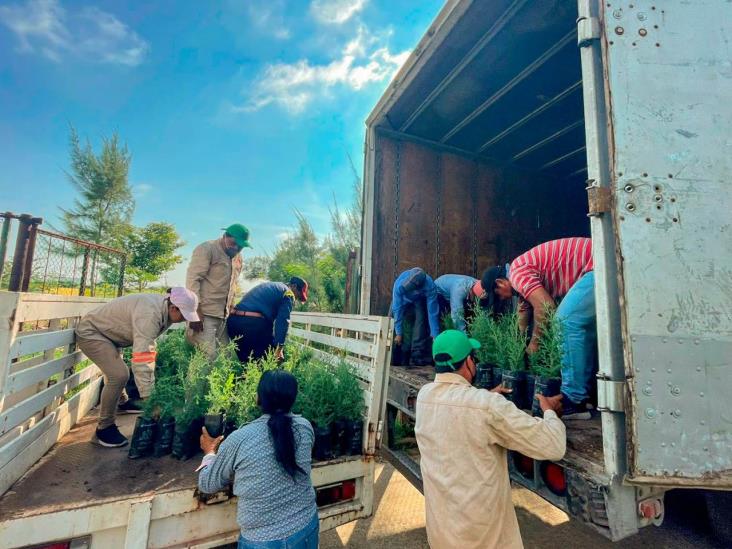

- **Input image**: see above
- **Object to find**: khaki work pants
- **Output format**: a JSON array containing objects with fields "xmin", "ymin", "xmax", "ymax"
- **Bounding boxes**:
[
  {"xmin": 185, "ymin": 315, "xmax": 229, "ymax": 360},
  {"xmin": 77, "ymin": 337, "xmax": 132, "ymax": 430}
]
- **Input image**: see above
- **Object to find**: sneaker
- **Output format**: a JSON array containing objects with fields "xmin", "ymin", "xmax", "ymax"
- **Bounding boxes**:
[
  {"xmin": 117, "ymin": 399, "xmax": 143, "ymax": 414},
  {"xmin": 561, "ymin": 395, "xmax": 592, "ymax": 420},
  {"xmin": 92, "ymin": 425, "xmax": 129, "ymax": 448}
]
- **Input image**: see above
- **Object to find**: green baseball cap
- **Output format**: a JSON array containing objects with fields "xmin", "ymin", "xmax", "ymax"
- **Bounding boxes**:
[
  {"xmin": 432, "ymin": 330, "xmax": 481, "ymax": 371},
  {"xmin": 222, "ymin": 224, "xmax": 251, "ymax": 248}
]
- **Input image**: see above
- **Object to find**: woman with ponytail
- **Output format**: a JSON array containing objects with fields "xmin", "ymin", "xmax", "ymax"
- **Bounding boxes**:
[{"xmin": 198, "ymin": 370, "xmax": 318, "ymax": 548}]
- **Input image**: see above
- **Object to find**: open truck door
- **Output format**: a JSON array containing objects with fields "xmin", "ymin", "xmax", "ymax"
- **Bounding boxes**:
[{"xmin": 578, "ymin": 0, "xmax": 732, "ymax": 489}]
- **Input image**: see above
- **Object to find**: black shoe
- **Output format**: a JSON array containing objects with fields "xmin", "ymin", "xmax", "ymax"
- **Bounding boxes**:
[
  {"xmin": 117, "ymin": 400, "xmax": 143, "ymax": 414},
  {"xmin": 561, "ymin": 394, "xmax": 591, "ymax": 420},
  {"xmin": 92, "ymin": 425, "xmax": 129, "ymax": 448}
]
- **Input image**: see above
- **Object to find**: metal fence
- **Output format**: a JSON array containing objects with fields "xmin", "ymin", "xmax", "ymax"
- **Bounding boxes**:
[{"xmin": 0, "ymin": 212, "xmax": 126, "ymax": 297}]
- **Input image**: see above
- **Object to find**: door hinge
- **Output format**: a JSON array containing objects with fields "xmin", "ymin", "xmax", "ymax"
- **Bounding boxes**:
[
  {"xmin": 586, "ymin": 182, "xmax": 612, "ymax": 217},
  {"xmin": 577, "ymin": 11, "xmax": 601, "ymax": 48},
  {"xmin": 597, "ymin": 376, "xmax": 626, "ymax": 412}
]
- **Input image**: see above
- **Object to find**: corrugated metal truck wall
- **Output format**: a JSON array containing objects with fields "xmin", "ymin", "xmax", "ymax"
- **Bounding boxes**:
[{"xmin": 369, "ymin": 132, "xmax": 589, "ymax": 315}]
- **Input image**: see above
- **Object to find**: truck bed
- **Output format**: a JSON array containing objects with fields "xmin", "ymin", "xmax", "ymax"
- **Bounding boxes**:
[{"xmin": 388, "ymin": 365, "xmax": 605, "ymax": 477}]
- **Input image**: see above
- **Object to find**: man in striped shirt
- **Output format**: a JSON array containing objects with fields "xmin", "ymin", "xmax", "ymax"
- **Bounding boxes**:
[{"xmin": 481, "ymin": 237, "xmax": 596, "ymax": 419}]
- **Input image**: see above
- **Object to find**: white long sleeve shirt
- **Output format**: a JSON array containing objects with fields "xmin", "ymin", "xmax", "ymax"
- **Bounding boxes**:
[{"xmin": 415, "ymin": 373, "xmax": 566, "ymax": 549}]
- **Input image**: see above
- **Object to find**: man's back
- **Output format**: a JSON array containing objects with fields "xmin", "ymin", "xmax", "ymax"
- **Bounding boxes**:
[{"xmin": 415, "ymin": 373, "xmax": 565, "ymax": 549}]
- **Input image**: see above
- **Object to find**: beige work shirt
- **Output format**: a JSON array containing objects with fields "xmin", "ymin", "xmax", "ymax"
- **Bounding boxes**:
[
  {"xmin": 415, "ymin": 373, "xmax": 566, "ymax": 549},
  {"xmin": 76, "ymin": 293, "xmax": 171, "ymax": 359},
  {"xmin": 186, "ymin": 239, "xmax": 243, "ymax": 319}
]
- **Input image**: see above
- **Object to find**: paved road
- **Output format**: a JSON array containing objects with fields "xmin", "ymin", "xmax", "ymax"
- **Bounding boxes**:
[{"xmin": 320, "ymin": 462, "xmax": 723, "ymax": 548}]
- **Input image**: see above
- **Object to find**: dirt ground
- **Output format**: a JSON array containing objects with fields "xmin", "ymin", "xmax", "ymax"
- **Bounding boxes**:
[{"xmin": 320, "ymin": 462, "xmax": 724, "ymax": 549}]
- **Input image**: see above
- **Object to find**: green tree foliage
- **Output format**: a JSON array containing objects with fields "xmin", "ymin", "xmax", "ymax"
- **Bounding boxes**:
[
  {"xmin": 60, "ymin": 127, "xmax": 135, "ymax": 246},
  {"xmin": 121, "ymin": 222, "xmax": 184, "ymax": 291}
]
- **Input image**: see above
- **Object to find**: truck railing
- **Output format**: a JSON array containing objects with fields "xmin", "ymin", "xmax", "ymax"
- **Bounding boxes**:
[{"xmin": 0, "ymin": 292, "xmax": 107, "ymax": 495}]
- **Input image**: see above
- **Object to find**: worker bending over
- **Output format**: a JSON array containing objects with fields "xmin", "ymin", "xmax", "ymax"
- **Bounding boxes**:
[
  {"xmin": 434, "ymin": 274, "xmax": 483, "ymax": 332},
  {"xmin": 391, "ymin": 267, "xmax": 440, "ymax": 367},
  {"xmin": 415, "ymin": 330, "xmax": 565, "ymax": 549},
  {"xmin": 481, "ymin": 237, "xmax": 596, "ymax": 419},
  {"xmin": 76, "ymin": 288, "xmax": 199, "ymax": 448},
  {"xmin": 186, "ymin": 224, "xmax": 250, "ymax": 359},
  {"xmin": 227, "ymin": 277, "xmax": 308, "ymax": 363}
]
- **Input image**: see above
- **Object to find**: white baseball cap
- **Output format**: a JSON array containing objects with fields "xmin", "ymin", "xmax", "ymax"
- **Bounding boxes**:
[{"xmin": 169, "ymin": 287, "xmax": 200, "ymax": 322}]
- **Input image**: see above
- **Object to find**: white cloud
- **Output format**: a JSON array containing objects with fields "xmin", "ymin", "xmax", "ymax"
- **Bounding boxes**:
[
  {"xmin": 0, "ymin": 0, "xmax": 149, "ymax": 66},
  {"xmin": 310, "ymin": 0, "xmax": 366, "ymax": 25},
  {"xmin": 132, "ymin": 183, "xmax": 153, "ymax": 197},
  {"xmin": 247, "ymin": 0, "xmax": 290, "ymax": 40},
  {"xmin": 239, "ymin": 25, "xmax": 409, "ymax": 114}
]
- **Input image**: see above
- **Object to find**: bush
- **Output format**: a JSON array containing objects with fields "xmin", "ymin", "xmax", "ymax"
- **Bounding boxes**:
[
  {"xmin": 529, "ymin": 305, "xmax": 563, "ymax": 378},
  {"xmin": 156, "ymin": 329, "xmax": 194, "ymax": 379},
  {"xmin": 333, "ymin": 362, "xmax": 365, "ymax": 421},
  {"xmin": 468, "ymin": 306, "xmax": 501, "ymax": 365},
  {"xmin": 206, "ymin": 343, "xmax": 239, "ymax": 415},
  {"xmin": 496, "ymin": 313, "xmax": 526, "ymax": 372}
]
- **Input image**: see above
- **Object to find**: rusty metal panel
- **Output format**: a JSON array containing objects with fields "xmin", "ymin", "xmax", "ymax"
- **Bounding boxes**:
[
  {"xmin": 439, "ymin": 153, "xmax": 477, "ymax": 277},
  {"xmin": 603, "ymin": 0, "xmax": 732, "ymax": 485}
]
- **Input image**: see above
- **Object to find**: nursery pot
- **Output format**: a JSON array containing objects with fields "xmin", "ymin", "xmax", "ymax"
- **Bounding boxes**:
[
  {"xmin": 312, "ymin": 423, "xmax": 333, "ymax": 462},
  {"xmin": 331, "ymin": 419, "xmax": 347, "ymax": 458},
  {"xmin": 474, "ymin": 363, "xmax": 495, "ymax": 390},
  {"xmin": 153, "ymin": 417, "xmax": 176, "ymax": 458},
  {"xmin": 172, "ymin": 416, "xmax": 203, "ymax": 461},
  {"xmin": 128, "ymin": 417, "xmax": 158, "ymax": 460},
  {"xmin": 204, "ymin": 413, "xmax": 226, "ymax": 438},
  {"xmin": 493, "ymin": 367, "xmax": 504, "ymax": 389},
  {"xmin": 524, "ymin": 375, "xmax": 536, "ymax": 412},
  {"xmin": 531, "ymin": 376, "xmax": 562, "ymax": 417},
  {"xmin": 345, "ymin": 419, "xmax": 363, "ymax": 456},
  {"xmin": 501, "ymin": 370, "xmax": 527, "ymax": 409}
]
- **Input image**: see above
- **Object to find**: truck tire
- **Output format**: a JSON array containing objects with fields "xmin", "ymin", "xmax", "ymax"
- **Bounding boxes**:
[{"xmin": 704, "ymin": 491, "xmax": 732, "ymax": 545}]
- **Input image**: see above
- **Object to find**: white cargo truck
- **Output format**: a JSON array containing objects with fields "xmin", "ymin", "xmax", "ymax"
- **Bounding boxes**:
[
  {"xmin": 0, "ymin": 293, "xmax": 393, "ymax": 548},
  {"xmin": 359, "ymin": 0, "xmax": 732, "ymax": 543}
]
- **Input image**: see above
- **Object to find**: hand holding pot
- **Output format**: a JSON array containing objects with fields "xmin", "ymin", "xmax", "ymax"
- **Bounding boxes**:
[
  {"xmin": 189, "ymin": 319, "xmax": 204, "ymax": 333},
  {"xmin": 200, "ymin": 427, "xmax": 224, "ymax": 455},
  {"xmin": 537, "ymin": 393, "xmax": 563, "ymax": 415},
  {"xmin": 394, "ymin": 334, "xmax": 403, "ymax": 346},
  {"xmin": 490, "ymin": 385, "xmax": 512, "ymax": 395}
]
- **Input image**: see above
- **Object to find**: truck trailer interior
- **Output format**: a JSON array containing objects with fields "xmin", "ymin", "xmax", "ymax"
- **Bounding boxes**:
[{"xmin": 363, "ymin": 0, "xmax": 607, "ymax": 507}]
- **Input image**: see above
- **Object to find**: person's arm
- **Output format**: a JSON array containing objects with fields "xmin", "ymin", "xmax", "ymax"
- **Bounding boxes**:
[
  {"xmin": 186, "ymin": 244, "xmax": 210, "ymax": 329},
  {"xmin": 425, "ymin": 280, "xmax": 441, "ymax": 338},
  {"xmin": 525, "ymin": 287, "xmax": 555, "ymax": 353},
  {"xmin": 197, "ymin": 431, "xmax": 238, "ymax": 494},
  {"xmin": 392, "ymin": 285, "xmax": 405, "ymax": 337},
  {"xmin": 485, "ymin": 395, "xmax": 566, "ymax": 461},
  {"xmin": 273, "ymin": 295, "xmax": 294, "ymax": 346},
  {"xmin": 450, "ymin": 283, "xmax": 468, "ymax": 333},
  {"xmin": 517, "ymin": 298, "xmax": 532, "ymax": 333}
]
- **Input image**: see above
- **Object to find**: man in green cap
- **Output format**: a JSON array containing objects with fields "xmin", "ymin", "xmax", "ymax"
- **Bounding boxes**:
[
  {"xmin": 186, "ymin": 224, "xmax": 251, "ymax": 359},
  {"xmin": 415, "ymin": 330, "xmax": 565, "ymax": 549}
]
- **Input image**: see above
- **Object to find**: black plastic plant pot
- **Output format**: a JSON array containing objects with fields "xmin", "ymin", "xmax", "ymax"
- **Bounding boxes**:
[
  {"xmin": 531, "ymin": 376, "xmax": 562, "ymax": 417},
  {"xmin": 152, "ymin": 417, "xmax": 175, "ymax": 458},
  {"xmin": 204, "ymin": 413, "xmax": 226, "ymax": 438},
  {"xmin": 474, "ymin": 363, "xmax": 494, "ymax": 390},
  {"xmin": 524, "ymin": 375, "xmax": 536, "ymax": 412},
  {"xmin": 345, "ymin": 419, "xmax": 363, "ymax": 455},
  {"xmin": 128, "ymin": 417, "xmax": 158, "ymax": 459},
  {"xmin": 312, "ymin": 423, "xmax": 333, "ymax": 462},
  {"xmin": 493, "ymin": 367, "xmax": 504, "ymax": 389},
  {"xmin": 172, "ymin": 417, "xmax": 204, "ymax": 461},
  {"xmin": 502, "ymin": 370, "xmax": 527, "ymax": 409},
  {"xmin": 331, "ymin": 419, "xmax": 347, "ymax": 458}
]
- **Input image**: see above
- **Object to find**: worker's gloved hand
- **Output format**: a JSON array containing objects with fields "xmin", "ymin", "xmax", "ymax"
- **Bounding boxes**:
[
  {"xmin": 490, "ymin": 385, "xmax": 512, "ymax": 395},
  {"xmin": 537, "ymin": 393, "xmax": 563, "ymax": 416},
  {"xmin": 189, "ymin": 319, "xmax": 204, "ymax": 333},
  {"xmin": 394, "ymin": 334, "xmax": 403, "ymax": 346},
  {"xmin": 200, "ymin": 427, "xmax": 224, "ymax": 455}
]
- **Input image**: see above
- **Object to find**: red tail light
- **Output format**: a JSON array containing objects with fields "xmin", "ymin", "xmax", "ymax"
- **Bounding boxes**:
[
  {"xmin": 513, "ymin": 452, "xmax": 535, "ymax": 480},
  {"xmin": 316, "ymin": 479, "xmax": 357, "ymax": 506},
  {"xmin": 541, "ymin": 462, "xmax": 567, "ymax": 496}
]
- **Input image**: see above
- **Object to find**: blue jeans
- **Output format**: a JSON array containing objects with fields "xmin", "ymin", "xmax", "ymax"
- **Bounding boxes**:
[
  {"xmin": 237, "ymin": 513, "xmax": 319, "ymax": 549},
  {"xmin": 557, "ymin": 272, "xmax": 597, "ymax": 404}
]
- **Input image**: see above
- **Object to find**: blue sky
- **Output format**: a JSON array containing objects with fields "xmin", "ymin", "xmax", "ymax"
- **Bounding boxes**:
[{"xmin": 0, "ymin": 0, "xmax": 442, "ymax": 284}]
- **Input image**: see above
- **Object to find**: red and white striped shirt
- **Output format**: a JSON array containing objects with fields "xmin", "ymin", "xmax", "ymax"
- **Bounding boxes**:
[{"xmin": 509, "ymin": 237, "xmax": 593, "ymax": 301}]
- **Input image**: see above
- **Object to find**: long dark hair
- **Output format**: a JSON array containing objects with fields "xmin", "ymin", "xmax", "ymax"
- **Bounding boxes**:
[{"xmin": 257, "ymin": 370, "xmax": 306, "ymax": 479}]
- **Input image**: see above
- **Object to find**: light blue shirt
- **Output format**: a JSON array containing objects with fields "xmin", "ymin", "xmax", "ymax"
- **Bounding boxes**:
[
  {"xmin": 391, "ymin": 268, "xmax": 441, "ymax": 338},
  {"xmin": 435, "ymin": 274, "xmax": 478, "ymax": 333}
]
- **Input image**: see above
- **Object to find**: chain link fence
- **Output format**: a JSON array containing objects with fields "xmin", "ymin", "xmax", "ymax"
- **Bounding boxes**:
[{"xmin": 0, "ymin": 212, "xmax": 126, "ymax": 297}]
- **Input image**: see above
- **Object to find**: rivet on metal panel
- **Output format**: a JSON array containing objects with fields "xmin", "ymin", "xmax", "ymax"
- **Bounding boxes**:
[
  {"xmin": 638, "ymin": 28, "xmax": 647, "ymax": 37},
  {"xmin": 654, "ymin": 195, "xmax": 663, "ymax": 202},
  {"xmin": 646, "ymin": 380, "xmax": 652, "ymax": 385},
  {"xmin": 671, "ymin": 443, "xmax": 676, "ymax": 448},
  {"xmin": 624, "ymin": 183, "xmax": 634, "ymax": 192},
  {"xmin": 700, "ymin": 392, "xmax": 705, "ymax": 397},
  {"xmin": 677, "ymin": 339, "xmax": 683, "ymax": 344},
  {"xmin": 696, "ymin": 366, "xmax": 702, "ymax": 372},
  {"xmin": 632, "ymin": 336, "xmax": 637, "ymax": 342},
  {"xmin": 704, "ymin": 447, "xmax": 709, "ymax": 452},
  {"xmin": 701, "ymin": 420, "xmax": 706, "ymax": 426},
  {"xmin": 645, "ymin": 408, "xmax": 656, "ymax": 419},
  {"xmin": 672, "ymin": 409, "xmax": 681, "ymax": 418},
  {"xmin": 651, "ymin": 367, "xmax": 656, "ymax": 372},
  {"xmin": 667, "ymin": 368, "xmax": 672, "ymax": 373},
  {"xmin": 615, "ymin": 26, "xmax": 625, "ymax": 35},
  {"xmin": 671, "ymin": 386, "xmax": 680, "ymax": 395},
  {"xmin": 667, "ymin": 382, "xmax": 672, "ymax": 387},
  {"xmin": 694, "ymin": 339, "xmax": 700, "ymax": 345},
  {"xmin": 613, "ymin": 9, "xmax": 623, "ymax": 19},
  {"xmin": 638, "ymin": 12, "xmax": 647, "ymax": 21},
  {"xmin": 662, "ymin": 338, "xmax": 667, "ymax": 343},
  {"xmin": 660, "ymin": 442, "xmax": 666, "ymax": 447},
  {"xmin": 626, "ymin": 202, "xmax": 636, "ymax": 212},
  {"xmin": 643, "ymin": 387, "xmax": 652, "ymax": 396}
]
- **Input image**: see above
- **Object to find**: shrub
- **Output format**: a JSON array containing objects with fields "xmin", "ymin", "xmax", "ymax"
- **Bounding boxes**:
[
  {"xmin": 333, "ymin": 362, "xmax": 365, "ymax": 421},
  {"xmin": 496, "ymin": 312, "xmax": 526, "ymax": 371},
  {"xmin": 206, "ymin": 343, "xmax": 239, "ymax": 415},
  {"xmin": 440, "ymin": 311, "xmax": 455, "ymax": 332},
  {"xmin": 174, "ymin": 347, "xmax": 211, "ymax": 426},
  {"xmin": 468, "ymin": 306, "xmax": 501, "ymax": 365},
  {"xmin": 156, "ymin": 329, "xmax": 194, "ymax": 378},
  {"xmin": 529, "ymin": 305, "xmax": 563, "ymax": 378}
]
